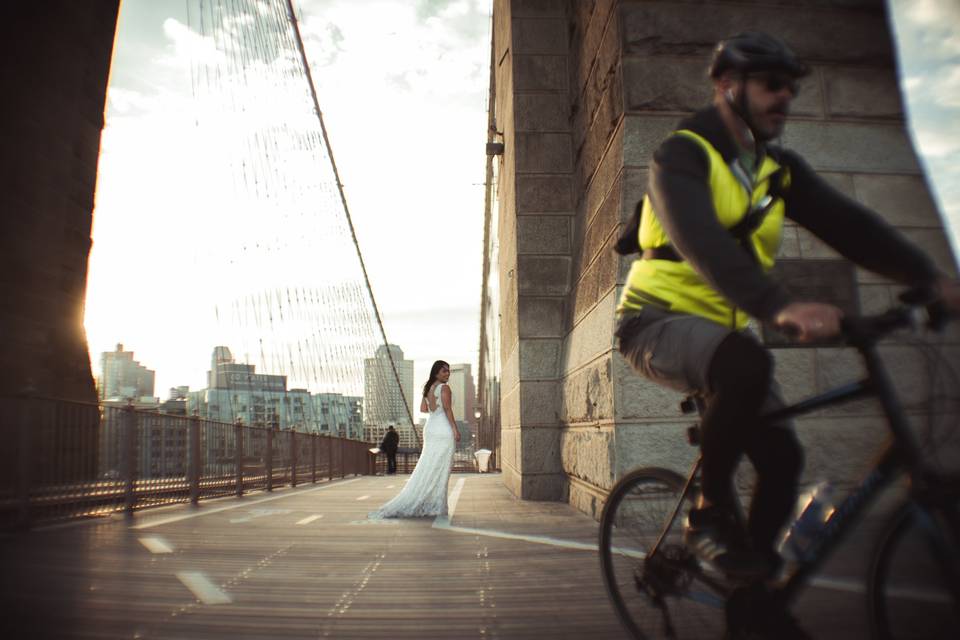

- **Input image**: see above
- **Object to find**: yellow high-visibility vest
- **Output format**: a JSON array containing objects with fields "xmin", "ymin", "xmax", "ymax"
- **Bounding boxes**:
[{"xmin": 617, "ymin": 129, "xmax": 790, "ymax": 328}]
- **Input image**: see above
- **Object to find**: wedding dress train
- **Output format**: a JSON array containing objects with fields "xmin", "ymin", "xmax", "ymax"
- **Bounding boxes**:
[{"xmin": 369, "ymin": 383, "xmax": 455, "ymax": 518}]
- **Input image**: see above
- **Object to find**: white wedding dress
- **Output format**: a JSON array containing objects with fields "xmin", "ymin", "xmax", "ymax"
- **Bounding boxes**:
[{"xmin": 369, "ymin": 383, "xmax": 455, "ymax": 518}]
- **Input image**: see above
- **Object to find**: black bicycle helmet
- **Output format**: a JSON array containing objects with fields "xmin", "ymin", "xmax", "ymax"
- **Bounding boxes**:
[{"xmin": 708, "ymin": 31, "xmax": 809, "ymax": 79}]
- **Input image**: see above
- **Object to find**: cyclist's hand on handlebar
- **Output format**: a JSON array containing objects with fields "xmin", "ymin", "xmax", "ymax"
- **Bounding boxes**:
[{"xmin": 774, "ymin": 302, "xmax": 844, "ymax": 342}]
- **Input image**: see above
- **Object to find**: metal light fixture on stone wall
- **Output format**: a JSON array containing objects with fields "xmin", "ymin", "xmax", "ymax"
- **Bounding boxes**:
[{"xmin": 485, "ymin": 142, "xmax": 504, "ymax": 156}]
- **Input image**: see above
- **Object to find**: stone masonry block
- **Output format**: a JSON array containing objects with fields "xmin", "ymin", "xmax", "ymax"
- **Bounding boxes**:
[
  {"xmin": 518, "ymin": 255, "xmax": 571, "ymax": 294},
  {"xmin": 857, "ymin": 283, "xmax": 894, "ymax": 315},
  {"xmin": 516, "ymin": 132, "xmax": 573, "ymax": 174},
  {"xmin": 598, "ymin": 235, "xmax": 621, "ymax": 298},
  {"xmin": 572, "ymin": 258, "xmax": 600, "ymax": 323},
  {"xmin": 517, "ymin": 175, "xmax": 573, "ymax": 212},
  {"xmin": 583, "ymin": 181, "xmax": 620, "ymax": 264},
  {"xmin": 501, "ymin": 384, "xmax": 522, "ymax": 429},
  {"xmin": 622, "ymin": 167, "xmax": 648, "ymax": 220},
  {"xmin": 518, "ymin": 296, "xmax": 566, "ymax": 337},
  {"xmin": 568, "ymin": 478, "xmax": 607, "ymax": 521},
  {"xmin": 512, "ymin": 18, "xmax": 568, "ymax": 55},
  {"xmin": 519, "ymin": 338, "xmax": 562, "ymax": 380},
  {"xmin": 824, "ymin": 66, "xmax": 903, "ymax": 119},
  {"xmin": 562, "ymin": 427, "xmax": 614, "ymax": 489},
  {"xmin": 520, "ymin": 423, "xmax": 563, "ymax": 473},
  {"xmin": 780, "ymin": 121, "xmax": 920, "ymax": 174},
  {"xmin": 795, "ymin": 416, "xmax": 889, "ymax": 486},
  {"xmin": 501, "ymin": 342, "xmax": 520, "ymax": 397},
  {"xmin": 512, "ymin": 0, "xmax": 567, "ymax": 18},
  {"xmin": 516, "ymin": 94, "xmax": 571, "ymax": 132},
  {"xmin": 614, "ymin": 421, "xmax": 697, "ymax": 479},
  {"xmin": 580, "ymin": 123, "xmax": 624, "ymax": 219},
  {"xmin": 564, "ymin": 289, "xmax": 618, "ymax": 372},
  {"xmin": 814, "ymin": 347, "xmax": 881, "ymax": 415},
  {"xmin": 520, "ymin": 473, "xmax": 569, "ymax": 501},
  {"xmin": 623, "ymin": 56, "xmax": 711, "ymax": 113},
  {"xmin": 778, "ymin": 225, "xmax": 801, "ymax": 259},
  {"xmin": 571, "ymin": 0, "xmax": 617, "ymax": 99},
  {"xmin": 520, "ymin": 380, "xmax": 561, "ymax": 426},
  {"xmin": 561, "ymin": 355, "xmax": 615, "ymax": 424},
  {"xmin": 576, "ymin": 80, "xmax": 624, "ymax": 193},
  {"xmin": 514, "ymin": 54, "xmax": 568, "ymax": 93},
  {"xmin": 613, "ymin": 351, "xmax": 686, "ymax": 420},
  {"xmin": 852, "ymin": 174, "xmax": 942, "ymax": 228},
  {"xmin": 771, "ymin": 348, "xmax": 817, "ymax": 406},
  {"xmin": 796, "ymin": 228, "xmax": 841, "ymax": 259},
  {"xmin": 620, "ymin": 2, "xmax": 893, "ymax": 66},
  {"xmin": 501, "ymin": 425, "xmax": 521, "ymax": 471},
  {"xmin": 623, "ymin": 115, "xmax": 682, "ymax": 167},
  {"xmin": 518, "ymin": 215, "xmax": 571, "ymax": 254}
]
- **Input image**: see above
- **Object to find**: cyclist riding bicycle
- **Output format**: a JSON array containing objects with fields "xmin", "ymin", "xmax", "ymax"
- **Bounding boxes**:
[{"xmin": 614, "ymin": 31, "xmax": 960, "ymax": 583}]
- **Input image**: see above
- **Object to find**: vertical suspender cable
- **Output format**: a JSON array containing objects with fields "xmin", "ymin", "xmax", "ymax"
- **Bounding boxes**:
[{"xmin": 283, "ymin": 0, "xmax": 420, "ymax": 448}]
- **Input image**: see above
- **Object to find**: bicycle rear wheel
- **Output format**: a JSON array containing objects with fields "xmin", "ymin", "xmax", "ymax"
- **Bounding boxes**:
[
  {"xmin": 868, "ymin": 501, "xmax": 960, "ymax": 640},
  {"xmin": 599, "ymin": 467, "xmax": 726, "ymax": 639}
]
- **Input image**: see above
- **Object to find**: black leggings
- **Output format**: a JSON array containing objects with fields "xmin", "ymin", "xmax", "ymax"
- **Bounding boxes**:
[{"xmin": 701, "ymin": 332, "xmax": 804, "ymax": 553}]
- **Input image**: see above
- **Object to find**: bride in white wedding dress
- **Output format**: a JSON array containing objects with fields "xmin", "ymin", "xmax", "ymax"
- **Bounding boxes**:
[{"xmin": 369, "ymin": 360, "xmax": 460, "ymax": 519}]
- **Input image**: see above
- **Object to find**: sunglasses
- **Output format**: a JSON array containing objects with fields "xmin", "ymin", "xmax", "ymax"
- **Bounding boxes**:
[{"xmin": 751, "ymin": 73, "xmax": 800, "ymax": 97}]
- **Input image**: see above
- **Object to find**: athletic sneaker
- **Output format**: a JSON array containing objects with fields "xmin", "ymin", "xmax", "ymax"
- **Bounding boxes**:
[{"xmin": 683, "ymin": 506, "xmax": 770, "ymax": 579}]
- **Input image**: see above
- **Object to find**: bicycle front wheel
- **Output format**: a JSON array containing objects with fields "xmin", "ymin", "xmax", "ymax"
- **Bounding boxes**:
[
  {"xmin": 599, "ymin": 467, "xmax": 726, "ymax": 639},
  {"xmin": 868, "ymin": 501, "xmax": 960, "ymax": 640}
]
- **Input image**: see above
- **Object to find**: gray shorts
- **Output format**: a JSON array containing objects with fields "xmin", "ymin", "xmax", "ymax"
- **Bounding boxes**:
[{"xmin": 615, "ymin": 306, "xmax": 792, "ymax": 424}]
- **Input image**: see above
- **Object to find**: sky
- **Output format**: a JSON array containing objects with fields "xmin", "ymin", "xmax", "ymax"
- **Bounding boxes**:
[{"xmin": 85, "ymin": 0, "xmax": 960, "ymax": 398}]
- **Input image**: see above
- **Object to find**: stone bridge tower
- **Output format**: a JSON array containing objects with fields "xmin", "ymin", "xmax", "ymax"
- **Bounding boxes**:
[{"xmin": 480, "ymin": 0, "xmax": 960, "ymax": 517}]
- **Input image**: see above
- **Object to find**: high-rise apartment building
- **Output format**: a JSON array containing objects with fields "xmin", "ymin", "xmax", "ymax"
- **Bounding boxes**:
[
  {"xmin": 447, "ymin": 363, "xmax": 476, "ymax": 448},
  {"xmin": 363, "ymin": 344, "xmax": 414, "ymax": 428},
  {"xmin": 98, "ymin": 344, "xmax": 156, "ymax": 401}
]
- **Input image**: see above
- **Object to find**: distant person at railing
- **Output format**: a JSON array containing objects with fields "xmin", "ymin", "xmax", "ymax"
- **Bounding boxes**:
[
  {"xmin": 369, "ymin": 360, "xmax": 460, "ymax": 519},
  {"xmin": 380, "ymin": 425, "xmax": 400, "ymax": 475}
]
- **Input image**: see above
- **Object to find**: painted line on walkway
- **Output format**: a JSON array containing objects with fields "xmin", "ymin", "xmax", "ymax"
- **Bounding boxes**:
[
  {"xmin": 229, "ymin": 508, "xmax": 290, "ymax": 524},
  {"xmin": 356, "ymin": 495, "xmax": 370, "ymax": 501},
  {"xmin": 139, "ymin": 536, "xmax": 173, "ymax": 554},
  {"xmin": 296, "ymin": 514, "xmax": 323, "ymax": 525},
  {"xmin": 809, "ymin": 576, "xmax": 951, "ymax": 603},
  {"xmin": 448, "ymin": 477, "xmax": 465, "ymax": 518},
  {"xmin": 176, "ymin": 571, "xmax": 232, "ymax": 605},
  {"xmin": 131, "ymin": 478, "xmax": 362, "ymax": 529},
  {"xmin": 386, "ymin": 485, "xmax": 395, "ymax": 489},
  {"xmin": 433, "ymin": 521, "xmax": 597, "ymax": 551}
]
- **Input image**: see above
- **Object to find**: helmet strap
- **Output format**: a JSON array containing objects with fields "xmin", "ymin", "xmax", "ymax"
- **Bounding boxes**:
[{"xmin": 724, "ymin": 72, "xmax": 760, "ymax": 152}]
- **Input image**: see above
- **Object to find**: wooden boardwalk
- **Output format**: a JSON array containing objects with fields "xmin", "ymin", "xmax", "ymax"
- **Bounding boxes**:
[{"xmin": 0, "ymin": 473, "xmax": 928, "ymax": 639}]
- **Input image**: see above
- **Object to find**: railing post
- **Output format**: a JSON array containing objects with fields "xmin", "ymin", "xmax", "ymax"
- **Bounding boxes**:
[
  {"xmin": 340, "ymin": 438, "xmax": 346, "ymax": 478},
  {"xmin": 327, "ymin": 435, "xmax": 334, "ymax": 482},
  {"xmin": 16, "ymin": 394, "xmax": 37, "ymax": 529},
  {"xmin": 290, "ymin": 430, "xmax": 298, "ymax": 487},
  {"xmin": 122, "ymin": 402, "xmax": 137, "ymax": 515},
  {"xmin": 189, "ymin": 414, "xmax": 201, "ymax": 504},
  {"xmin": 265, "ymin": 428, "xmax": 274, "ymax": 492},
  {"xmin": 235, "ymin": 420, "xmax": 243, "ymax": 497},
  {"xmin": 310, "ymin": 434, "xmax": 317, "ymax": 484}
]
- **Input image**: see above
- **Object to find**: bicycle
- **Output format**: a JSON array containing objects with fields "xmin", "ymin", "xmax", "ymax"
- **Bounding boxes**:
[{"xmin": 599, "ymin": 289, "xmax": 960, "ymax": 639}]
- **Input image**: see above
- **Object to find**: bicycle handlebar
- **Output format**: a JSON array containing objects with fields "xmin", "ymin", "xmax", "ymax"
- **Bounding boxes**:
[{"xmin": 840, "ymin": 285, "xmax": 951, "ymax": 348}]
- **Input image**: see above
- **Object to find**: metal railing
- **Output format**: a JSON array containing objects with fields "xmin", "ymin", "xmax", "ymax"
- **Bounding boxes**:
[
  {"xmin": 370, "ymin": 446, "xmax": 483, "ymax": 475},
  {"xmin": 0, "ymin": 395, "xmax": 375, "ymax": 529}
]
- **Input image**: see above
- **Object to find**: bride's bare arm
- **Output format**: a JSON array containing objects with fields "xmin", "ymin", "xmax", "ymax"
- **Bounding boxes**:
[
  {"xmin": 441, "ymin": 385, "xmax": 460, "ymax": 443},
  {"xmin": 420, "ymin": 395, "xmax": 428, "ymax": 413}
]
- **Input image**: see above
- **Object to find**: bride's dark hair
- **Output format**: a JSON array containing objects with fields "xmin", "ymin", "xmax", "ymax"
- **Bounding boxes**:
[{"xmin": 422, "ymin": 360, "xmax": 450, "ymax": 398}]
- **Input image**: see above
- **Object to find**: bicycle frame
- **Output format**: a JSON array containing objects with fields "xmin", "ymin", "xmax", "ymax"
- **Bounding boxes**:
[{"xmin": 648, "ymin": 332, "xmax": 952, "ymax": 606}]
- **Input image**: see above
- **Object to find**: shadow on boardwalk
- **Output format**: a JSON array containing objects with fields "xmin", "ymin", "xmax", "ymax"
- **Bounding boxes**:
[{"xmin": 0, "ymin": 474, "xmax": 890, "ymax": 639}]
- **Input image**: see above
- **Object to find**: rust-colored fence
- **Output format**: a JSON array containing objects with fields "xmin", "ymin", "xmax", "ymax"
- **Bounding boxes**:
[{"xmin": 0, "ymin": 395, "xmax": 375, "ymax": 529}]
